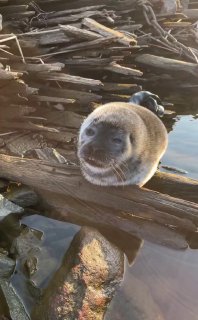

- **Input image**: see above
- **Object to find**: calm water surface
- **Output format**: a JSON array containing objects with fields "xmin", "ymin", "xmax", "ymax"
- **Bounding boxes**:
[{"xmin": 162, "ymin": 115, "xmax": 198, "ymax": 179}]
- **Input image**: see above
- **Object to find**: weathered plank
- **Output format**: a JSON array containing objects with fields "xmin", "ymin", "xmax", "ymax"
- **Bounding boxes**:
[
  {"xmin": 83, "ymin": 17, "xmax": 137, "ymax": 45},
  {"xmin": 135, "ymin": 54, "xmax": 198, "ymax": 77}
]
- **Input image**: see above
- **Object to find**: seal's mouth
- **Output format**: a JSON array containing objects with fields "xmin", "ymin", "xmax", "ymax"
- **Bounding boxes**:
[{"xmin": 83, "ymin": 156, "xmax": 106, "ymax": 168}]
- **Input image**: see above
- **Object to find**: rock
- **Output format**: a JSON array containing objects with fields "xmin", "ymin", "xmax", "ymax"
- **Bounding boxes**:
[
  {"xmin": 106, "ymin": 275, "xmax": 165, "ymax": 320},
  {"xmin": 11, "ymin": 226, "xmax": 43, "ymax": 278},
  {"xmin": 0, "ymin": 179, "xmax": 9, "ymax": 192},
  {"xmin": 0, "ymin": 214, "xmax": 22, "ymax": 248},
  {"xmin": 0, "ymin": 253, "xmax": 15, "ymax": 278},
  {"xmin": 5, "ymin": 185, "xmax": 38, "ymax": 208},
  {"xmin": 32, "ymin": 227, "xmax": 124, "ymax": 320},
  {"xmin": 0, "ymin": 194, "xmax": 24, "ymax": 222},
  {"xmin": 0, "ymin": 279, "xmax": 29, "ymax": 320},
  {"xmin": 10, "ymin": 216, "xmax": 80, "ymax": 314}
]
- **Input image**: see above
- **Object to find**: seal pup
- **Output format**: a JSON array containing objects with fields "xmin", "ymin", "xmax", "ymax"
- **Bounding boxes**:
[{"xmin": 77, "ymin": 102, "xmax": 168, "ymax": 187}]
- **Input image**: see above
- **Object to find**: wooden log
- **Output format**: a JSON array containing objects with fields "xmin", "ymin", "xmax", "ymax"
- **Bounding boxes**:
[
  {"xmin": 0, "ymin": 5, "xmax": 28, "ymax": 14},
  {"xmin": 64, "ymin": 57, "xmax": 116, "ymax": 67},
  {"xmin": 39, "ymin": 190, "xmax": 189, "ymax": 250},
  {"xmin": 162, "ymin": 21, "xmax": 192, "ymax": 28},
  {"xmin": 39, "ymin": 86, "xmax": 102, "ymax": 105},
  {"xmin": 59, "ymin": 24, "xmax": 102, "ymax": 41},
  {"xmin": 105, "ymin": 62, "xmax": 143, "ymax": 77},
  {"xmin": 46, "ymin": 5, "xmax": 106, "ymax": 18},
  {"xmin": 31, "ymin": 95, "xmax": 75, "ymax": 105},
  {"xmin": 0, "ymin": 155, "xmax": 197, "ymax": 233},
  {"xmin": 146, "ymin": 171, "xmax": 198, "ymax": 204},
  {"xmin": 11, "ymin": 62, "xmax": 65, "ymax": 73},
  {"xmin": 4, "ymin": 11, "xmax": 35, "ymax": 20},
  {"xmin": 39, "ymin": 31, "xmax": 70, "ymax": 46},
  {"xmin": 102, "ymin": 82, "xmax": 142, "ymax": 94},
  {"xmin": 0, "ymin": 68, "xmax": 22, "ymax": 80},
  {"xmin": 36, "ymin": 72, "xmax": 103, "ymax": 88},
  {"xmin": 83, "ymin": 17, "xmax": 137, "ymax": 46},
  {"xmin": 135, "ymin": 54, "xmax": 198, "ymax": 77}
]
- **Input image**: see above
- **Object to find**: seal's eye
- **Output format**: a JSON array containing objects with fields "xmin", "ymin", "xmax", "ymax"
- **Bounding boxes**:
[
  {"xmin": 86, "ymin": 128, "xmax": 95, "ymax": 136},
  {"xmin": 112, "ymin": 137, "xmax": 122, "ymax": 144}
]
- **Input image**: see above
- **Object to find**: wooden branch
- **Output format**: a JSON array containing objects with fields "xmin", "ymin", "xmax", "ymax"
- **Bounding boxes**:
[
  {"xmin": 0, "ymin": 68, "xmax": 22, "ymax": 80},
  {"xmin": 105, "ymin": 62, "xmax": 143, "ymax": 76},
  {"xmin": 11, "ymin": 62, "xmax": 65, "ymax": 73},
  {"xmin": 38, "ymin": 31, "xmax": 70, "ymax": 46},
  {"xmin": 31, "ymin": 95, "xmax": 75, "ymax": 105},
  {"xmin": 46, "ymin": 5, "xmax": 106, "ymax": 18},
  {"xmin": 39, "ymin": 86, "xmax": 102, "ymax": 105},
  {"xmin": 36, "ymin": 72, "xmax": 103, "ymax": 88},
  {"xmin": 83, "ymin": 17, "xmax": 137, "ymax": 46},
  {"xmin": 135, "ymin": 54, "xmax": 198, "ymax": 77},
  {"xmin": 64, "ymin": 57, "xmax": 115, "ymax": 67},
  {"xmin": 0, "ymin": 155, "xmax": 197, "ymax": 234},
  {"xmin": 59, "ymin": 24, "xmax": 102, "ymax": 41},
  {"xmin": 102, "ymin": 82, "xmax": 142, "ymax": 94},
  {"xmin": 0, "ymin": 5, "xmax": 28, "ymax": 14}
]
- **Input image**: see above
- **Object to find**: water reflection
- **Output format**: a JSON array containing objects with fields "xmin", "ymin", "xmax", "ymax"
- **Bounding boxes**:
[
  {"xmin": 106, "ymin": 241, "xmax": 198, "ymax": 320},
  {"xmin": 161, "ymin": 115, "xmax": 198, "ymax": 179}
]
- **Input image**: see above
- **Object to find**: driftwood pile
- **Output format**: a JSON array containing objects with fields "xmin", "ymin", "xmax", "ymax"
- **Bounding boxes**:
[{"xmin": 0, "ymin": 0, "xmax": 198, "ymax": 250}]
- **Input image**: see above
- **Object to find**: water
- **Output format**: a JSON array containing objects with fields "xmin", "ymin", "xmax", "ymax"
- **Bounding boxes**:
[
  {"xmin": 107, "ymin": 241, "xmax": 198, "ymax": 320},
  {"xmin": 162, "ymin": 115, "xmax": 198, "ymax": 179}
]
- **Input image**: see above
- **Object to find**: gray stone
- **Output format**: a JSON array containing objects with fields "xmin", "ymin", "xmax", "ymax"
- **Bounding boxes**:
[
  {"xmin": 5, "ymin": 185, "xmax": 38, "ymax": 208},
  {"xmin": 0, "ymin": 279, "xmax": 29, "ymax": 320},
  {"xmin": 0, "ymin": 179, "xmax": 8, "ymax": 192},
  {"xmin": 0, "ymin": 253, "xmax": 15, "ymax": 278},
  {"xmin": 11, "ymin": 226, "xmax": 43, "ymax": 280},
  {"xmin": 0, "ymin": 194, "xmax": 24, "ymax": 222}
]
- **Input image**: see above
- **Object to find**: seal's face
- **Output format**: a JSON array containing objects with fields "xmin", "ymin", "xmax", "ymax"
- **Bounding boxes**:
[{"xmin": 78, "ymin": 121, "xmax": 130, "ymax": 169}]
